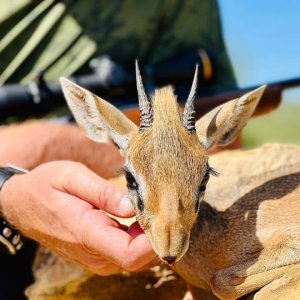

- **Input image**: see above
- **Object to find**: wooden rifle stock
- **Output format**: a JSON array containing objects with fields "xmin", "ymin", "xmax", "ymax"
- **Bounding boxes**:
[
  {"xmin": 194, "ymin": 85, "xmax": 281, "ymax": 119},
  {"xmin": 123, "ymin": 78, "xmax": 300, "ymax": 125}
]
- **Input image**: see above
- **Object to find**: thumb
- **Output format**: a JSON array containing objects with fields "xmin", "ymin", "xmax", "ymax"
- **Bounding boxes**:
[
  {"xmin": 58, "ymin": 163, "xmax": 135, "ymax": 217},
  {"xmin": 94, "ymin": 180, "xmax": 135, "ymax": 218}
]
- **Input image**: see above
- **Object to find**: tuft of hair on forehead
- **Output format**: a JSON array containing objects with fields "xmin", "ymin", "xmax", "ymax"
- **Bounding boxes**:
[{"xmin": 151, "ymin": 86, "xmax": 182, "ymax": 128}]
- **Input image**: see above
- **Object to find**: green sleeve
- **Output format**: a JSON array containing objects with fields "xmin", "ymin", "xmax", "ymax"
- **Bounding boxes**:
[{"xmin": 0, "ymin": 0, "xmax": 236, "ymax": 93}]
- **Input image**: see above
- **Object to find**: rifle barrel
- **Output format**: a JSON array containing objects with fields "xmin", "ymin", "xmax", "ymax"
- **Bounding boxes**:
[{"xmin": 194, "ymin": 77, "xmax": 300, "ymax": 118}]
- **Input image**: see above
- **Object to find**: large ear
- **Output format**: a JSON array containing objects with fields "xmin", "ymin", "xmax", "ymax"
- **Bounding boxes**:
[
  {"xmin": 196, "ymin": 85, "xmax": 266, "ymax": 149},
  {"xmin": 60, "ymin": 77, "xmax": 138, "ymax": 153}
]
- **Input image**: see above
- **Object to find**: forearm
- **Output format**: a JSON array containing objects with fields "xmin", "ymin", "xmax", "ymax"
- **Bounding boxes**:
[{"xmin": 0, "ymin": 121, "xmax": 124, "ymax": 178}]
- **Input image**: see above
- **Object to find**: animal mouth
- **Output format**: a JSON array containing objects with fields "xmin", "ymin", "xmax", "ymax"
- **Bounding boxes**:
[{"xmin": 162, "ymin": 256, "xmax": 177, "ymax": 265}]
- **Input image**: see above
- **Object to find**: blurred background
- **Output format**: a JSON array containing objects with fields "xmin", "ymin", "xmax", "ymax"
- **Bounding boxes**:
[
  {"xmin": 219, "ymin": 0, "xmax": 300, "ymax": 147},
  {"xmin": 0, "ymin": 0, "xmax": 299, "ymax": 147}
]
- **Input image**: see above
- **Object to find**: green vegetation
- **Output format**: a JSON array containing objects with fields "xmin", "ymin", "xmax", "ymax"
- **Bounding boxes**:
[{"xmin": 242, "ymin": 102, "xmax": 300, "ymax": 148}]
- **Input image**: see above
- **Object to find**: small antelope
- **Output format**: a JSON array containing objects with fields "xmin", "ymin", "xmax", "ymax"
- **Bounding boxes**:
[
  {"xmin": 60, "ymin": 63, "xmax": 265, "ymax": 264},
  {"xmin": 59, "ymin": 63, "xmax": 300, "ymax": 299}
]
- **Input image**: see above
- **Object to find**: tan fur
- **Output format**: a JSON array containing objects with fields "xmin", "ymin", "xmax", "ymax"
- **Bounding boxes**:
[
  {"xmin": 127, "ymin": 87, "xmax": 207, "ymax": 260},
  {"xmin": 60, "ymin": 78, "xmax": 266, "ymax": 264},
  {"xmin": 59, "ymin": 78, "xmax": 300, "ymax": 299},
  {"xmin": 26, "ymin": 144, "xmax": 300, "ymax": 300},
  {"xmin": 174, "ymin": 145, "xmax": 300, "ymax": 299}
]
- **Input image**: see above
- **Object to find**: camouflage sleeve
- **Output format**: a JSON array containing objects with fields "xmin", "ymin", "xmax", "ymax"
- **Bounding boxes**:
[{"xmin": 0, "ymin": 0, "xmax": 235, "ymax": 92}]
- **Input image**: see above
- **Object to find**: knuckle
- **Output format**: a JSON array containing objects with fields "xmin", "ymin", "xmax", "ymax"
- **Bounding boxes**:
[
  {"xmin": 97, "ymin": 181, "xmax": 114, "ymax": 208},
  {"xmin": 75, "ymin": 213, "xmax": 97, "ymax": 254},
  {"xmin": 66, "ymin": 162, "xmax": 87, "ymax": 177},
  {"xmin": 60, "ymin": 162, "xmax": 87, "ymax": 184},
  {"xmin": 80, "ymin": 237, "xmax": 97, "ymax": 255},
  {"xmin": 78, "ymin": 226, "xmax": 100, "ymax": 256}
]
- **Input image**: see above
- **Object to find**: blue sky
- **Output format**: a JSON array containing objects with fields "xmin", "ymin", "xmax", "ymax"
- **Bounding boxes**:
[{"xmin": 218, "ymin": 0, "xmax": 300, "ymax": 104}]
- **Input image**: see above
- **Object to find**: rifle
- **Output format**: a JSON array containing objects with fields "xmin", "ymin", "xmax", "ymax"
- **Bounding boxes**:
[
  {"xmin": 0, "ymin": 51, "xmax": 212, "ymax": 121},
  {"xmin": 195, "ymin": 77, "xmax": 300, "ymax": 119},
  {"xmin": 0, "ymin": 53, "xmax": 299, "ymax": 123},
  {"xmin": 118, "ymin": 77, "xmax": 300, "ymax": 125}
]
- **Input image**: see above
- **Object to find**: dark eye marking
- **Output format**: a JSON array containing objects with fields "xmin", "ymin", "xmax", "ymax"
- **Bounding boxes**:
[
  {"xmin": 125, "ymin": 171, "xmax": 138, "ymax": 190},
  {"xmin": 137, "ymin": 196, "xmax": 144, "ymax": 211},
  {"xmin": 124, "ymin": 169, "xmax": 144, "ymax": 212},
  {"xmin": 195, "ymin": 197, "xmax": 201, "ymax": 212}
]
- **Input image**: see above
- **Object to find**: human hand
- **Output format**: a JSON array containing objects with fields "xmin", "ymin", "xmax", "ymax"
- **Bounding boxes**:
[{"xmin": 0, "ymin": 161, "xmax": 157, "ymax": 275}]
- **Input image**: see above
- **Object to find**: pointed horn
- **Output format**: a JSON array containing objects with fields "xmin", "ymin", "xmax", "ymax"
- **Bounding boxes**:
[
  {"xmin": 182, "ymin": 65, "xmax": 198, "ymax": 133},
  {"xmin": 135, "ymin": 60, "xmax": 153, "ymax": 131}
]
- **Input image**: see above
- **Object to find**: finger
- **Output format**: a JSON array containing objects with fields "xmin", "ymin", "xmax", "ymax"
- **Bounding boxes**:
[
  {"xmin": 81, "ymin": 209, "xmax": 156, "ymax": 271},
  {"xmin": 58, "ymin": 164, "xmax": 134, "ymax": 217},
  {"xmin": 102, "ymin": 227, "xmax": 156, "ymax": 272}
]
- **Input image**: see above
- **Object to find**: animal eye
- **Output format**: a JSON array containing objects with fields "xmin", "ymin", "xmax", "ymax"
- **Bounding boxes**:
[
  {"xmin": 124, "ymin": 170, "xmax": 144, "ymax": 211},
  {"xmin": 195, "ymin": 176, "xmax": 208, "ymax": 212},
  {"xmin": 196, "ymin": 169, "xmax": 210, "ymax": 199},
  {"xmin": 199, "ymin": 170, "xmax": 210, "ymax": 191},
  {"xmin": 200, "ymin": 165, "xmax": 218, "ymax": 190},
  {"xmin": 199, "ymin": 184, "xmax": 207, "ymax": 193},
  {"xmin": 203, "ymin": 172, "xmax": 210, "ymax": 184},
  {"xmin": 195, "ymin": 166, "xmax": 218, "ymax": 212},
  {"xmin": 125, "ymin": 171, "xmax": 138, "ymax": 190}
]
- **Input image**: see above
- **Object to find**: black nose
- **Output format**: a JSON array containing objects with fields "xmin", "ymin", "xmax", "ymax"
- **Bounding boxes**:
[{"xmin": 163, "ymin": 256, "xmax": 176, "ymax": 264}]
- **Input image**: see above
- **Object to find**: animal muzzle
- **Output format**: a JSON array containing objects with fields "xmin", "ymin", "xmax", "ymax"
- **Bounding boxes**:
[{"xmin": 150, "ymin": 222, "xmax": 190, "ymax": 265}]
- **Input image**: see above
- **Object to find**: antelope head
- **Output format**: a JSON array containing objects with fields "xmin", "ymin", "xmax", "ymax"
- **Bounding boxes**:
[{"xmin": 60, "ymin": 63, "xmax": 266, "ymax": 264}]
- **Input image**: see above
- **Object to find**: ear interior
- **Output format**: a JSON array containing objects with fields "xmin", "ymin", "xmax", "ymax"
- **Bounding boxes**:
[
  {"xmin": 60, "ymin": 77, "xmax": 138, "ymax": 150},
  {"xmin": 196, "ymin": 85, "xmax": 266, "ymax": 149}
]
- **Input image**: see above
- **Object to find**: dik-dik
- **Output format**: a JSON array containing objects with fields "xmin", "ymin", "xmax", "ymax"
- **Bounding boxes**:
[{"xmin": 60, "ymin": 63, "xmax": 300, "ymax": 300}]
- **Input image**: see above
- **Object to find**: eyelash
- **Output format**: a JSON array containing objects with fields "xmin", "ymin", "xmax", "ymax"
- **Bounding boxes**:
[{"xmin": 208, "ymin": 166, "xmax": 219, "ymax": 177}]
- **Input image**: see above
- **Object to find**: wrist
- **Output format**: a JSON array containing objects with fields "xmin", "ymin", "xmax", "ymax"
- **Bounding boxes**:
[
  {"xmin": 0, "ymin": 172, "xmax": 20, "ymax": 218},
  {"xmin": 0, "ymin": 166, "xmax": 27, "ymax": 254},
  {"xmin": 0, "ymin": 166, "xmax": 27, "ymax": 214}
]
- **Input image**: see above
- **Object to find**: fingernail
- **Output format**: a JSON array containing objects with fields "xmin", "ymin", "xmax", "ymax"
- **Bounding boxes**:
[{"xmin": 118, "ymin": 196, "xmax": 134, "ymax": 215}]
